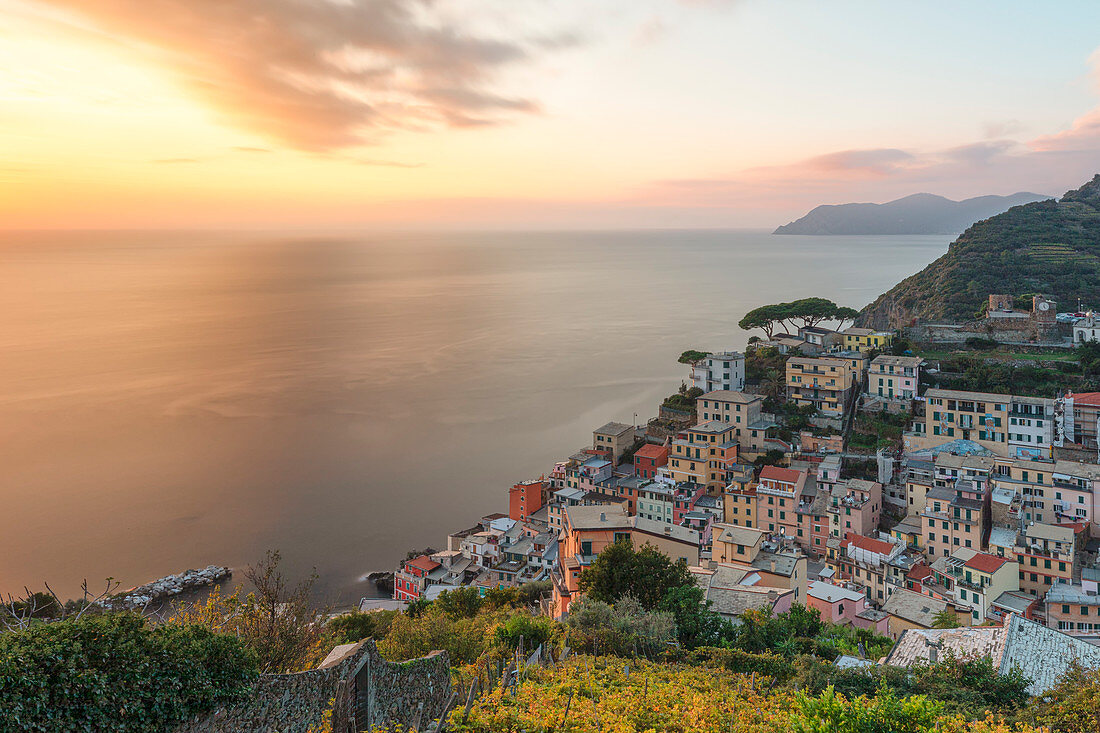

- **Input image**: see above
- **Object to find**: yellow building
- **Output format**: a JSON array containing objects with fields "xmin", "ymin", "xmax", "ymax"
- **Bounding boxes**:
[
  {"xmin": 786, "ymin": 356, "xmax": 860, "ymax": 417},
  {"xmin": 711, "ymin": 523, "xmax": 766, "ymax": 564},
  {"xmin": 914, "ymin": 388, "xmax": 1055, "ymax": 458},
  {"xmin": 842, "ymin": 327, "xmax": 894, "ymax": 353},
  {"xmin": 722, "ymin": 470, "xmax": 758, "ymax": 529},
  {"xmin": 665, "ymin": 420, "xmax": 738, "ymax": 493}
]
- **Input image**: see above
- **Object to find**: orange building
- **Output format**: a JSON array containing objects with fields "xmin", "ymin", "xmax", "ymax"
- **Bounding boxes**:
[
  {"xmin": 508, "ymin": 478, "xmax": 548, "ymax": 521},
  {"xmin": 634, "ymin": 443, "xmax": 670, "ymax": 480}
]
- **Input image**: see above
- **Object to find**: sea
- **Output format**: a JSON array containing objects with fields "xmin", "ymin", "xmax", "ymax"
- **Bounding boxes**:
[{"xmin": 0, "ymin": 229, "xmax": 951, "ymax": 605}]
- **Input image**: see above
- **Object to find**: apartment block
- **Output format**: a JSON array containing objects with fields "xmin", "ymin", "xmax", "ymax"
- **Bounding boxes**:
[
  {"xmin": 690, "ymin": 351, "xmax": 746, "ymax": 392},
  {"xmin": 867, "ymin": 355, "xmax": 923, "ymax": 401},
  {"xmin": 786, "ymin": 356, "xmax": 861, "ymax": 418},
  {"xmin": 665, "ymin": 421, "xmax": 739, "ymax": 493},
  {"xmin": 920, "ymin": 389, "xmax": 1056, "ymax": 458}
]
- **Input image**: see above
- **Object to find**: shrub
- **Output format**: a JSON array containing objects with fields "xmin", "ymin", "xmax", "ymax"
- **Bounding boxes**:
[
  {"xmin": 324, "ymin": 609, "xmax": 397, "ymax": 645},
  {"xmin": 0, "ymin": 613, "xmax": 257, "ymax": 733}
]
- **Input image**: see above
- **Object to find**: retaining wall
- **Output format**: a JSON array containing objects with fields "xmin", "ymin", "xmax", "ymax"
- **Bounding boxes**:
[{"xmin": 175, "ymin": 640, "xmax": 451, "ymax": 733}]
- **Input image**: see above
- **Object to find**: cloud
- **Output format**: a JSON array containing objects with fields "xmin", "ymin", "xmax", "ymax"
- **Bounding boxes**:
[
  {"xmin": 232, "ymin": 146, "xmax": 273, "ymax": 154},
  {"xmin": 801, "ymin": 148, "xmax": 915, "ymax": 177},
  {"xmin": 37, "ymin": 0, "xmax": 561, "ymax": 151},
  {"xmin": 152, "ymin": 157, "xmax": 201, "ymax": 164},
  {"xmin": 633, "ymin": 17, "xmax": 668, "ymax": 47}
]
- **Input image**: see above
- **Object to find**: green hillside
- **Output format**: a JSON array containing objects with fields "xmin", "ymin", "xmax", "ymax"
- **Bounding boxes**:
[{"xmin": 858, "ymin": 174, "xmax": 1100, "ymax": 329}]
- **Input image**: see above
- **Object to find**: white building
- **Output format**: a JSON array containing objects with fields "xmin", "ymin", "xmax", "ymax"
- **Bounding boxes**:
[
  {"xmin": 1074, "ymin": 314, "xmax": 1100, "ymax": 344},
  {"xmin": 690, "ymin": 351, "xmax": 745, "ymax": 392},
  {"xmin": 1008, "ymin": 396, "xmax": 1056, "ymax": 458}
]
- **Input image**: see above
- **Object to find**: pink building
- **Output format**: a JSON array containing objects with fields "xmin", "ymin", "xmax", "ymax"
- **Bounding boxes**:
[{"xmin": 807, "ymin": 581, "xmax": 870, "ymax": 625}]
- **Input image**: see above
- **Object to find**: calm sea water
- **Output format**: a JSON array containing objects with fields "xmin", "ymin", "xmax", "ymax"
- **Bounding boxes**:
[{"xmin": 0, "ymin": 230, "xmax": 950, "ymax": 604}]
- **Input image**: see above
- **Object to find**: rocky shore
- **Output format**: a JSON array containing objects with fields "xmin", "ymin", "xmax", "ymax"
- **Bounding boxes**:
[{"xmin": 103, "ymin": 565, "xmax": 231, "ymax": 610}]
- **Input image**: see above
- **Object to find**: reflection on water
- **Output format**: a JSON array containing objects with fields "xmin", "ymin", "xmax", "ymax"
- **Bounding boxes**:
[{"xmin": 0, "ymin": 229, "xmax": 950, "ymax": 603}]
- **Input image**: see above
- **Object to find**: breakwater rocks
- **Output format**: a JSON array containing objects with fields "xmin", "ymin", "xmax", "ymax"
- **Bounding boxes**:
[{"xmin": 104, "ymin": 565, "xmax": 231, "ymax": 609}]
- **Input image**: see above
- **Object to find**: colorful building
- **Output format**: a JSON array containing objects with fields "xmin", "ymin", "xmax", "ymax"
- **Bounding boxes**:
[
  {"xmin": 664, "ymin": 421, "xmax": 739, "ymax": 493},
  {"xmin": 786, "ymin": 356, "xmax": 860, "ymax": 418},
  {"xmin": 633, "ymin": 443, "xmax": 669, "ymax": 479},
  {"xmin": 508, "ymin": 478, "xmax": 548, "ymax": 522},
  {"xmin": 842, "ymin": 327, "xmax": 893, "ymax": 353},
  {"xmin": 867, "ymin": 355, "xmax": 923, "ymax": 401}
]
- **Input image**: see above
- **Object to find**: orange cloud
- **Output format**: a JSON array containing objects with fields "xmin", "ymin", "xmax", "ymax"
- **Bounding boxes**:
[{"xmin": 35, "ymin": 0, "xmax": 563, "ymax": 151}]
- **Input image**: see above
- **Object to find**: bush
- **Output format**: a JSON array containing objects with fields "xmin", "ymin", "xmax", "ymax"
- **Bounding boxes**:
[
  {"xmin": 0, "ymin": 613, "xmax": 257, "ymax": 733},
  {"xmin": 565, "ymin": 597, "xmax": 675, "ymax": 656},
  {"xmin": 378, "ymin": 605, "xmax": 502, "ymax": 665},
  {"xmin": 965, "ymin": 337, "xmax": 999, "ymax": 351},
  {"xmin": 493, "ymin": 612, "xmax": 557, "ymax": 653},
  {"xmin": 324, "ymin": 609, "xmax": 397, "ymax": 645}
]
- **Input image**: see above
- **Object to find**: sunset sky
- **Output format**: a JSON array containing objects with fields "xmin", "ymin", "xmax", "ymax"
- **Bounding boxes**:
[{"xmin": 5, "ymin": 0, "xmax": 1100, "ymax": 229}]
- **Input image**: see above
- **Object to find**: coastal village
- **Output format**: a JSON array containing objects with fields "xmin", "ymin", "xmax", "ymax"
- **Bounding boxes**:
[{"xmin": 387, "ymin": 293, "xmax": 1100, "ymax": 681}]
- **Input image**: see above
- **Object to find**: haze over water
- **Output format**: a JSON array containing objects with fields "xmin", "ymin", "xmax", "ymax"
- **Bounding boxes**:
[{"xmin": 0, "ymin": 230, "xmax": 950, "ymax": 604}]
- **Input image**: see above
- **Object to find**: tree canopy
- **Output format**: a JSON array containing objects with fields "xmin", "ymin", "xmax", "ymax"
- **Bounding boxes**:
[
  {"xmin": 577, "ymin": 539, "xmax": 694, "ymax": 610},
  {"xmin": 738, "ymin": 298, "xmax": 858, "ymax": 338}
]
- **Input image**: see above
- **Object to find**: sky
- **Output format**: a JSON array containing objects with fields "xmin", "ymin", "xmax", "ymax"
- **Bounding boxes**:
[{"xmin": 4, "ymin": 0, "xmax": 1100, "ymax": 229}]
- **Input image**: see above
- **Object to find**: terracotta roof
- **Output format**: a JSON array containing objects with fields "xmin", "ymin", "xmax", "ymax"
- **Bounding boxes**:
[
  {"xmin": 907, "ymin": 564, "xmax": 933, "ymax": 581},
  {"xmin": 406, "ymin": 555, "xmax": 441, "ymax": 572},
  {"xmin": 759, "ymin": 466, "xmax": 804, "ymax": 484},
  {"xmin": 964, "ymin": 553, "xmax": 1008, "ymax": 574},
  {"xmin": 1070, "ymin": 392, "xmax": 1100, "ymax": 407},
  {"xmin": 634, "ymin": 444, "xmax": 667, "ymax": 460},
  {"xmin": 845, "ymin": 532, "xmax": 896, "ymax": 556}
]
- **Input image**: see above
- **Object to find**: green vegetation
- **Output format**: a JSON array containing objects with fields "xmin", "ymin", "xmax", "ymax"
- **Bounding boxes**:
[
  {"xmin": 746, "ymin": 345, "xmax": 789, "ymax": 386},
  {"xmin": 740, "ymin": 298, "xmax": 860, "ymax": 339},
  {"xmin": 0, "ymin": 613, "xmax": 257, "ymax": 733},
  {"xmin": 860, "ymin": 175, "xmax": 1100, "ymax": 328},
  {"xmin": 444, "ymin": 653, "xmax": 1035, "ymax": 733},
  {"xmin": 849, "ymin": 411, "xmax": 910, "ymax": 452},
  {"xmin": 663, "ymin": 384, "xmax": 705, "ymax": 413},
  {"xmin": 678, "ymin": 349, "xmax": 709, "ymax": 364},
  {"xmin": 922, "ymin": 354, "xmax": 1100, "ymax": 396}
]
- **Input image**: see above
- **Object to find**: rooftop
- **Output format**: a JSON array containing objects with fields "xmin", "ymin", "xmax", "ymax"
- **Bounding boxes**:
[
  {"xmin": 808, "ymin": 581, "xmax": 865, "ymax": 604},
  {"xmin": 759, "ymin": 465, "xmax": 806, "ymax": 485},
  {"xmin": 1069, "ymin": 391, "xmax": 1100, "ymax": 407},
  {"xmin": 595, "ymin": 421, "xmax": 634, "ymax": 437},
  {"xmin": 714, "ymin": 523, "xmax": 766, "ymax": 547},
  {"xmin": 690, "ymin": 420, "xmax": 735, "ymax": 435},
  {"xmin": 870, "ymin": 355, "xmax": 924, "ymax": 368},
  {"xmin": 885, "ymin": 614, "xmax": 1100, "ymax": 695},
  {"xmin": 700, "ymin": 390, "xmax": 763, "ymax": 404},
  {"xmin": 964, "ymin": 552, "xmax": 1010, "ymax": 574},
  {"xmin": 991, "ymin": 591, "xmax": 1036, "ymax": 615},
  {"xmin": 634, "ymin": 443, "xmax": 668, "ymax": 460},
  {"xmin": 564, "ymin": 504, "xmax": 632, "ymax": 531},
  {"xmin": 1024, "ymin": 522, "xmax": 1076, "ymax": 544},
  {"xmin": 881, "ymin": 588, "xmax": 952, "ymax": 628},
  {"xmin": 707, "ymin": 585, "xmax": 791, "ymax": 618},
  {"xmin": 924, "ymin": 387, "xmax": 1012, "ymax": 403},
  {"xmin": 846, "ymin": 533, "xmax": 898, "ymax": 556}
]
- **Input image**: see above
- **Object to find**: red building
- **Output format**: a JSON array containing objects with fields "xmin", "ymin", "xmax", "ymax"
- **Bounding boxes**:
[
  {"xmin": 393, "ymin": 555, "xmax": 441, "ymax": 601},
  {"xmin": 509, "ymin": 478, "xmax": 548, "ymax": 521},
  {"xmin": 634, "ymin": 443, "xmax": 669, "ymax": 480}
]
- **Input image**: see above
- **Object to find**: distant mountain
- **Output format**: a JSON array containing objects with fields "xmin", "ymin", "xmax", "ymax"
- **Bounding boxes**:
[
  {"xmin": 773, "ymin": 191, "xmax": 1049, "ymax": 235},
  {"xmin": 858, "ymin": 175, "xmax": 1100, "ymax": 329}
]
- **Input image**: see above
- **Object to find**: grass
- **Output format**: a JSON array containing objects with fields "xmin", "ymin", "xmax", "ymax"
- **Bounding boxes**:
[{"xmin": 912, "ymin": 347, "xmax": 1078, "ymax": 363}]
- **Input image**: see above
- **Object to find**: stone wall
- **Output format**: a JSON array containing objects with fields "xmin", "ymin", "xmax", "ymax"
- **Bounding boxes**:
[{"xmin": 175, "ymin": 640, "xmax": 451, "ymax": 733}]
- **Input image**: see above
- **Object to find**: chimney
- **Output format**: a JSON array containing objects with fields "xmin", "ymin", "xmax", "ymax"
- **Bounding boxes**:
[
  {"xmin": 600, "ymin": 512, "xmax": 606, "ymax": 522},
  {"xmin": 664, "ymin": 526, "xmax": 672, "ymax": 535},
  {"xmin": 770, "ymin": 559, "xmax": 776, "ymax": 573}
]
